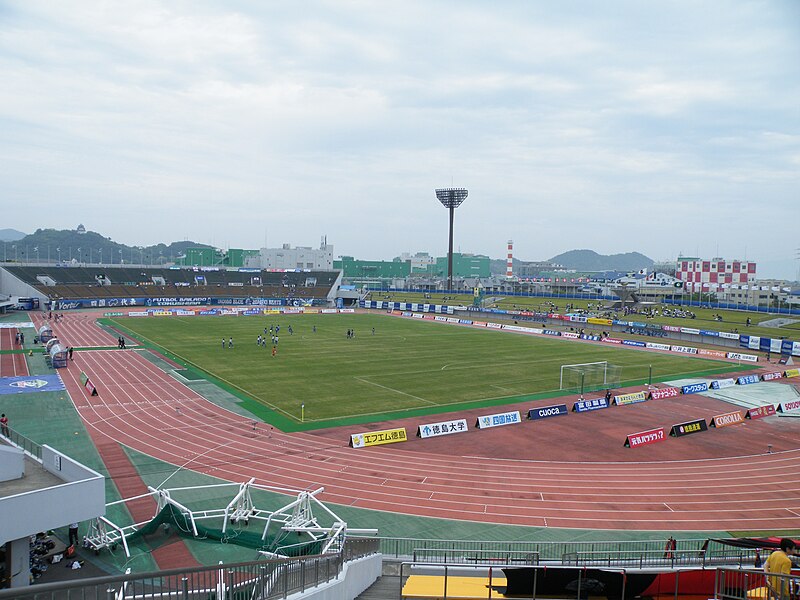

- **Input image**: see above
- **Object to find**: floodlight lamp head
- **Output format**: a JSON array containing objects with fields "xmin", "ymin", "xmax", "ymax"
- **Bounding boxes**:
[{"xmin": 435, "ymin": 188, "xmax": 468, "ymax": 209}]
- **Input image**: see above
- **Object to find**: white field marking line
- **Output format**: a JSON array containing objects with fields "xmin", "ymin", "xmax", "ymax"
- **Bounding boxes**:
[
  {"xmin": 192, "ymin": 454, "xmax": 792, "ymax": 521},
  {"xmin": 353, "ymin": 376, "xmax": 437, "ymax": 405},
  {"xmin": 81, "ymin": 314, "xmax": 792, "ymax": 502},
  {"xmin": 119, "ymin": 330, "xmax": 297, "ymax": 420},
  {"xmin": 112, "ymin": 313, "xmax": 708, "ymax": 424},
  {"xmin": 664, "ymin": 503, "xmax": 675, "ymax": 512},
  {"xmin": 83, "ymin": 350, "xmax": 353, "ymax": 478},
  {"xmin": 788, "ymin": 508, "xmax": 800, "ymax": 517},
  {"xmin": 491, "ymin": 384, "xmax": 515, "ymax": 393},
  {"xmin": 73, "ymin": 352, "xmax": 222, "ymax": 462},
  {"xmin": 170, "ymin": 370, "xmax": 191, "ymax": 383},
  {"xmin": 102, "ymin": 351, "xmax": 248, "ymax": 428},
  {"xmin": 72, "ymin": 354, "xmax": 796, "ymax": 485},
  {"xmin": 89, "ymin": 440, "xmax": 792, "ymax": 524},
  {"xmin": 157, "ymin": 438, "xmax": 239, "ymax": 489},
  {"xmin": 540, "ymin": 492, "xmax": 544, "ymax": 501},
  {"xmin": 87, "ymin": 406, "xmax": 792, "ymax": 528}
]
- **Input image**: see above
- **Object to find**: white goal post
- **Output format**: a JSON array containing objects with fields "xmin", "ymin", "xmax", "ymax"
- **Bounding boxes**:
[{"xmin": 559, "ymin": 361, "xmax": 621, "ymax": 393}]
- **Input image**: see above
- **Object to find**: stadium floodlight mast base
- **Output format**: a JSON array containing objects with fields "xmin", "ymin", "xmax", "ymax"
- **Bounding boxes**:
[{"xmin": 435, "ymin": 188, "xmax": 468, "ymax": 292}]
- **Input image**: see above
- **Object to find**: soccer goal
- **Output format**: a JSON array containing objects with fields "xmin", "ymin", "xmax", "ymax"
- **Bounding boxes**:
[{"xmin": 559, "ymin": 361, "xmax": 622, "ymax": 394}]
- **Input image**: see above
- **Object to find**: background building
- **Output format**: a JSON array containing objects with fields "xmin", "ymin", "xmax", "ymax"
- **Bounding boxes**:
[
  {"xmin": 430, "ymin": 253, "xmax": 490, "ymax": 279},
  {"xmin": 397, "ymin": 251, "xmax": 436, "ymax": 273},
  {"xmin": 334, "ymin": 257, "xmax": 411, "ymax": 279},
  {"xmin": 247, "ymin": 238, "xmax": 334, "ymax": 270},
  {"xmin": 514, "ymin": 260, "xmax": 566, "ymax": 278},
  {"xmin": 675, "ymin": 257, "xmax": 756, "ymax": 292}
]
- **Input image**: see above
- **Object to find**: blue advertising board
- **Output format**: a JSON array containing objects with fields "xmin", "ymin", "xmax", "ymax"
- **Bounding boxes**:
[
  {"xmin": 682, "ymin": 382, "xmax": 709, "ymax": 395},
  {"xmin": 737, "ymin": 374, "xmax": 760, "ymax": 385},
  {"xmin": 572, "ymin": 398, "xmax": 609, "ymax": 413},
  {"xmin": 528, "ymin": 404, "xmax": 569, "ymax": 420}
]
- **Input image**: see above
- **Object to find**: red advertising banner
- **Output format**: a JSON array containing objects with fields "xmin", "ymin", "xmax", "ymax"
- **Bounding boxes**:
[
  {"xmin": 761, "ymin": 372, "xmax": 783, "ymax": 381},
  {"xmin": 624, "ymin": 427, "xmax": 666, "ymax": 448},
  {"xmin": 710, "ymin": 411, "xmax": 744, "ymax": 428},
  {"xmin": 698, "ymin": 349, "xmax": 727, "ymax": 359},
  {"xmin": 650, "ymin": 387, "xmax": 680, "ymax": 400},
  {"xmin": 746, "ymin": 405, "xmax": 776, "ymax": 420}
]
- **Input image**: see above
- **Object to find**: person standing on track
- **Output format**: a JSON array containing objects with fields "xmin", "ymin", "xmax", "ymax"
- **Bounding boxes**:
[
  {"xmin": 1, "ymin": 413, "xmax": 9, "ymax": 437},
  {"xmin": 68, "ymin": 346, "xmax": 74, "ymax": 360}
]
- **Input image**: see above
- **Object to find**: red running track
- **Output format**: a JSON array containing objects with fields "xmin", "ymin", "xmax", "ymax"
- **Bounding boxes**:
[
  {"xmin": 30, "ymin": 311, "xmax": 134, "ymax": 348},
  {"xmin": 59, "ymin": 348, "xmax": 800, "ymax": 532},
  {"xmin": 0, "ymin": 328, "xmax": 29, "ymax": 377}
]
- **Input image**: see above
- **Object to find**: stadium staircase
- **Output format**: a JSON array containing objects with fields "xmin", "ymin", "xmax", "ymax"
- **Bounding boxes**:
[{"xmin": 355, "ymin": 574, "xmax": 401, "ymax": 599}]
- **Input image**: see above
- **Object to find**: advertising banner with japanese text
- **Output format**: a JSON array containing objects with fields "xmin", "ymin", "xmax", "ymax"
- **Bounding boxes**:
[
  {"xmin": 350, "ymin": 428, "xmax": 407, "ymax": 448},
  {"xmin": 624, "ymin": 428, "xmax": 665, "ymax": 448}
]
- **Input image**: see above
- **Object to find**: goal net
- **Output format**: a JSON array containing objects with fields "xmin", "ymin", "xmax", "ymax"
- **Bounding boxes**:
[{"xmin": 559, "ymin": 361, "xmax": 622, "ymax": 394}]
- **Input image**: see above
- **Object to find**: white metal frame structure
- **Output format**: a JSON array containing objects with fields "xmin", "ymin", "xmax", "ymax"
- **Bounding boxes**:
[{"xmin": 83, "ymin": 479, "xmax": 377, "ymax": 558}]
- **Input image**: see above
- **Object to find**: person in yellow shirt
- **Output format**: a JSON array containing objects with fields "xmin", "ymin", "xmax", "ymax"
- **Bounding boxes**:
[{"xmin": 765, "ymin": 538, "xmax": 797, "ymax": 600}]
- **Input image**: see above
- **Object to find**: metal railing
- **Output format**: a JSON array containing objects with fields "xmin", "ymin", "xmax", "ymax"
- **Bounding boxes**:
[
  {"xmin": 714, "ymin": 567, "xmax": 799, "ymax": 600},
  {"xmin": 563, "ymin": 548, "xmax": 760, "ymax": 569},
  {"xmin": 1, "ymin": 427, "xmax": 43, "ymax": 460},
  {"xmin": 379, "ymin": 536, "xmax": 712, "ymax": 562},
  {"xmin": 0, "ymin": 537, "xmax": 380, "ymax": 599},
  {"xmin": 412, "ymin": 548, "xmax": 539, "ymax": 565}
]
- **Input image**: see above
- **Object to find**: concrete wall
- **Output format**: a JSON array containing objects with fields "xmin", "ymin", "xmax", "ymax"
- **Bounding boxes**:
[
  {"xmin": 285, "ymin": 554, "xmax": 382, "ymax": 600},
  {"xmin": 0, "ymin": 267, "xmax": 47, "ymax": 305},
  {"xmin": 7, "ymin": 537, "xmax": 29, "ymax": 588},
  {"xmin": 0, "ymin": 446, "xmax": 105, "ymax": 544},
  {"xmin": 41, "ymin": 445, "xmax": 104, "ymax": 483},
  {"xmin": 0, "ymin": 445, "xmax": 24, "ymax": 481}
]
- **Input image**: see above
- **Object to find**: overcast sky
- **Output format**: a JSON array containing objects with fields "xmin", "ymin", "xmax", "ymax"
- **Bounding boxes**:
[{"xmin": 1, "ymin": 1, "xmax": 799, "ymax": 278}]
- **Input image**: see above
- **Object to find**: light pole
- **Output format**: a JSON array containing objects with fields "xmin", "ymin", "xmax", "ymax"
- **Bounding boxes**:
[{"xmin": 435, "ymin": 187, "xmax": 468, "ymax": 292}]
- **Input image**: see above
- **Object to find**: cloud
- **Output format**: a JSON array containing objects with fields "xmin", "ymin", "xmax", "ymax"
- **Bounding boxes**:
[{"xmin": 0, "ymin": 0, "xmax": 798, "ymax": 278}]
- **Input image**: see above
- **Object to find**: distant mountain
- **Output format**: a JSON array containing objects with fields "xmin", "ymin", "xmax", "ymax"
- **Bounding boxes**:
[
  {"xmin": 548, "ymin": 249, "xmax": 653, "ymax": 272},
  {"xmin": 0, "ymin": 228, "xmax": 26, "ymax": 242},
  {"xmin": 3, "ymin": 227, "xmax": 213, "ymax": 264}
]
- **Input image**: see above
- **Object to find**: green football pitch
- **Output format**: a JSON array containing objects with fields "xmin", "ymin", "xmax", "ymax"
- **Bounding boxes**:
[{"xmin": 109, "ymin": 312, "xmax": 741, "ymax": 426}]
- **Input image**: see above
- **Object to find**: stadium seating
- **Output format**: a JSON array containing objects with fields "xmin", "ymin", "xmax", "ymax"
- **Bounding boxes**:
[{"xmin": 3, "ymin": 266, "xmax": 338, "ymax": 304}]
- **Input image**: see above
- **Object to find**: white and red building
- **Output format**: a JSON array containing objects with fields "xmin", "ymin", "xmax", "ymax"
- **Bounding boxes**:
[{"xmin": 676, "ymin": 257, "xmax": 756, "ymax": 292}]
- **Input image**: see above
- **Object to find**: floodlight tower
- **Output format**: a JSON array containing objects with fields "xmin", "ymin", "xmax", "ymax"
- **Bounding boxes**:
[{"xmin": 435, "ymin": 187, "xmax": 468, "ymax": 291}]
